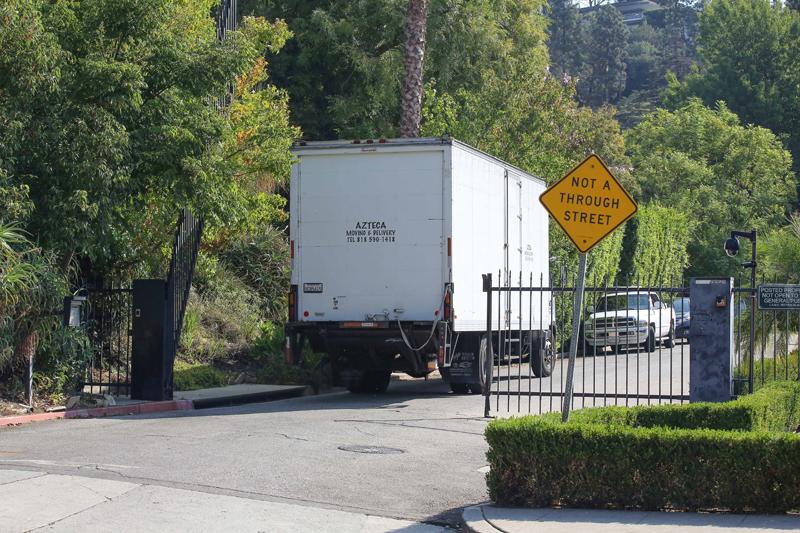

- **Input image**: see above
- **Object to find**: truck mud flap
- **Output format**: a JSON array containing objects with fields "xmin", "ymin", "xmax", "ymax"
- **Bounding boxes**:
[{"xmin": 439, "ymin": 333, "xmax": 481, "ymax": 384}]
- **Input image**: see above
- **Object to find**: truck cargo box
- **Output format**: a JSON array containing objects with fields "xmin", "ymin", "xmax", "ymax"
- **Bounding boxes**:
[{"xmin": 289, "ymin": 137, "xmax": 551, "ymax": 334}]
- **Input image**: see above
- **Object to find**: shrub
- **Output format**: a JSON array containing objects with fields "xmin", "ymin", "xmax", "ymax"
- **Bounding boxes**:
[
  {"xmin": 173, "ymin": 361, "xmax": 228, "ymax": 391},
  {"xmin": 486, "ymin": 382, "xmax": 800, "ymax": 513},
  {"xmin": 538, "ymin": 382, "xmax": 800, "ymax": 432},
  {"xmin": 179, "ymin": 266, "xmax": 264, "ymax": 363},
  {"xmin": 736, "ymin": 352, "xmax": 800, "ymax": 392},
  {"xmin": 486, "ymin": 418, "xmax": 800, "ymax": 512}
]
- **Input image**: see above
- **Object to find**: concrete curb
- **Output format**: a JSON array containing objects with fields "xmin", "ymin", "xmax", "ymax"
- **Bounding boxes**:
[
  {"xmin": 462, "ymin": 505, "xmax": 501, "ymax": 533},
  {"xmin": 185, "ymin": 385, "xmax": 308, "ymax": 409},
  {"xmin": 0, "ymin": 400, "xmax": 194, "ymax": 428}
]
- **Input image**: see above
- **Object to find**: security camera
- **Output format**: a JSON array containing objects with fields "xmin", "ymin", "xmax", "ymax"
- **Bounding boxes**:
[{"xmin": 724, "ymin": 237, "xmax": 740, "ymax": 257}]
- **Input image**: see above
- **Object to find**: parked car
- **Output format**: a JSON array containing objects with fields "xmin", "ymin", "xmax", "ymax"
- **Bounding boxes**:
[
  {"xmin": 673, "ymin": 297, "xmax": 690, "ymax": 341},
  {"xmin": 583, "ymin": 291, "xmax": 675, "ymax": 354}
]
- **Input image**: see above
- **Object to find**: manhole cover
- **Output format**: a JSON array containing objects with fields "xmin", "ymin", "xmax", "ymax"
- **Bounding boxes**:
[{"xmin": 337, "ymin": 444, "xmax": 405, "ymax": 455}]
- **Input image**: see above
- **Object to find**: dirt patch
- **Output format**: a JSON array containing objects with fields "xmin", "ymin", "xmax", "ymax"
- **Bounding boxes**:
[{"xmin": 0, "ymin": 399, "xmax": 30, "ymax": 417}]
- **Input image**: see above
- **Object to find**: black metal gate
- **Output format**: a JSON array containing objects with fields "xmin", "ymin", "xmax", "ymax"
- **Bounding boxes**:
[
  {"xmin": 82, "ymin": 285, "xmax": 133, "ymax": 396},
  {"xmin": 482, "ymin": 271, "xmax": 800, "ymax": 417},
  {"xmin": 483, "ymin": 271, "xmax": 692, "ymax": 416}
]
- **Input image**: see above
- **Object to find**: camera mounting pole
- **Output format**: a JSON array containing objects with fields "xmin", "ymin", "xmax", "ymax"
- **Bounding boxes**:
[{"xmin": 727, "ymin": 229, "xmax": 756, "ymax": 393}]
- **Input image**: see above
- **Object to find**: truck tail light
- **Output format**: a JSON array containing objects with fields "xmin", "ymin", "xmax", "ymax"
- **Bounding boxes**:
[
  {"xmin": 443, "ymin": 284, "xmax": 453, "ymax": 321},
  {"xmin": 290, "ymin": 240, "xmax": 295, "ymax": 259},
  {"xmin": 288, "ymin": 285, "xmax": 298, "ymax": 322}
]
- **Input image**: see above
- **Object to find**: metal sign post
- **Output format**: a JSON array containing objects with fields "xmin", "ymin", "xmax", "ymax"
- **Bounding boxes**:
[
  {"xmin": 562, "ymin": 252, "xmax": 587, "ymax": 421},
  {"xmin": 539, "ymin": 154, "xmax": 638, "ymax": 422}
]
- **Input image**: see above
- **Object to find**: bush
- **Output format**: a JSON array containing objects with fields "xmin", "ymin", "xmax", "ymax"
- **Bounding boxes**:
[
  {"xmin": 538, "ymin": 382, "xmax": 800, "ymax": 432},
  {"xmin": 179, "ymin": 266, "xmax": 264, "ymax": 363},
  {"xmin": 486, "ymin": 382, "xmax": 800, "ymax": 513},
  {"xmin": 736, "ymin": 352, "xmax": 800, "ymax": 393},
  {"xmin": 173, "ymin": 361, "xmax": 228, "ymax": 391}
]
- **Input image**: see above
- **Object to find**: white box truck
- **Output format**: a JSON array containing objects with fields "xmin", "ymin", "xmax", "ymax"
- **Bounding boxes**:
[{"xmin": 285, "ymin": 137, "xmax": 553, "ymax": 393}]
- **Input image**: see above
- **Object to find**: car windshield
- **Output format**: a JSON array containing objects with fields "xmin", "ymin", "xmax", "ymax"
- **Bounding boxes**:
[
  {"xmin": 673, "ymin": 298, "xmax": 690, "ymax": 314},
  {"xmin": 595, "ymin": 294, "xmax": 649, "ymax": 311}
]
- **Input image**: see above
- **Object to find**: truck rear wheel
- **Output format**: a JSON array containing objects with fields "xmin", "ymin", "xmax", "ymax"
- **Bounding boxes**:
[
  {"xmin": 347, "ymin": 370, "xmax": 391, "ymax": 394},
  {"xmin": 467, "ymin": 335, "xmax": 492, "ymax": 394},
  {"xmin": 530, "ymin": 334, "xmax": 554, "ymax": 378}
]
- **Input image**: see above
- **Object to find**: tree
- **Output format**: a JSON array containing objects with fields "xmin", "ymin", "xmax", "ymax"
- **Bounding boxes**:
[
  {"xmin": 664, "ymin": 0, "xmax": 800, "ymax": 174},
  {"xmin": 760, "ymin": 213, "xmax": 800, "ymax": 283},
  {"xmin": 626, "ymin": 204, "xmax": 691, "ymax": 286},
  {"xmin": 578, "ymin": 5, "xmax": 628, "ymax": 107},
  {"xmin": 240, "ymin": 0, "xmax": 554, "ymax": 140},
  {"xmin": 400, "ymin": 0, "xmax": 429, "ymax": 137},
  {"xmin": 547, "ymin": 0, "xmax": 583, "ymax": 80},
  {"xmin": 626, "ymin": 100, "xmax": 797, "ymax": 276},
  {"xmin": 0, "ymin": 0, "xmax": 298, "ymax": 277},
  {"xmin": 662, "ymin": 0, "xmax": 694, "ymax": 80}
]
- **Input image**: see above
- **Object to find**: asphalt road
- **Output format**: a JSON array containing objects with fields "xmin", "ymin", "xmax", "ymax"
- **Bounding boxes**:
[
  {"xmin": 0, "ymin": 378, "xmax": 489, "ymax": 529},
  {"xmin": 490, "ymin": 341, "xmax": 692, "ymax": 416},
  {"xmin": 0, "ymin": 343, "xmax": 695, "ymax": 529}
]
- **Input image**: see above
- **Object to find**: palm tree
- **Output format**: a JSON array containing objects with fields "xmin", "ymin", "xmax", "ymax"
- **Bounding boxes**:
[{"xmin": 399, "ymin": 0, "xmax": 429, "ymax": 138}]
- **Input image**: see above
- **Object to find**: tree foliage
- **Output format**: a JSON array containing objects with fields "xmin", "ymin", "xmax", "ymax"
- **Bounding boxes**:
[
  {"xmin": 0, "ymin": 0, "xmax": 298, "ymax": 275},
  {"xmin": 547, "ymin": 0, "xmax": 582, "ymax": 80},
  {"xmin": 664, "ymin": 0, "xmax": 800, "ymax": 171},
  {"xmin": 627, "ymin": 204, "xmax": 691, "ymax": 286},
  {"xmin": 578, "ymin": 5, "xmax": 629, "ymax": 107},
  {"xmin": 760, "ymin": 214, "xmax": 800, "ymax": 283},
  {"xmin": 626, "ymin": 100, "xmax": 796, "ymax": 277}
]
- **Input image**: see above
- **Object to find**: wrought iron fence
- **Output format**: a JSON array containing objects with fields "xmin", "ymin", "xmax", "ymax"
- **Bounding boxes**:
[
  {"xmin": 483, "ymin": 270, "xmax": 800, "ymax": 417},
  {"xmin": 483, "ymin": 270, "xmax": 691, "ymax": 417},
  {"xmin": 732, "ymin": 275, "xmax": 800, "ymax": 394},
  {"xmin": 83, "ymin": 286, "xmax": 133, "ymax": 396},
  {"xmin": 212, "ymin": 0, "xmax": 238, "ymax": 110},
  {"xmin": 163, "ymin": 208, "xmax": 203, "ymax": 396}
]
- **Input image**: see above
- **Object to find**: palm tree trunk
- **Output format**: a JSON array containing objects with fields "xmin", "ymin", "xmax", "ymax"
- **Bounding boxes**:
[{"xmin": 399, "ymin": 0, "xmax": 429, "ymax": 138}]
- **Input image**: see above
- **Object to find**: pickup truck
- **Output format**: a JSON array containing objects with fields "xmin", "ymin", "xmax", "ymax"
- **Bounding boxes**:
[{"xmin": 582, "ymin": 291, "xmax": 675, "ymax": 354}]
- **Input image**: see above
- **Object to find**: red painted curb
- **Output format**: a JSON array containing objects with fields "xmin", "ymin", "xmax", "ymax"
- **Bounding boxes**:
[{"xmin": 0, "ymin": 399, "xmax": 194, "ymax": 427}]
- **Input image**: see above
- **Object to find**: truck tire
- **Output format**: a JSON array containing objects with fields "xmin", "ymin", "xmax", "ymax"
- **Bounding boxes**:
[
  {"xmin": 347, "ymin": 370, "xmax": 391, "ymax": 394},
  {"xmin": 663, "ymin": 321, "xmax": 675, "ymax": 348},
  {"xmin": 643, "ymin": 326, "xmax": 656, "ymax": 353},
  {"xmin": 530, "ymin": 334, "xmax": 554, "ymax": 378},
  {"xmin": 468, "ymin": 334, "xmax": 492, "ymax": 394}
]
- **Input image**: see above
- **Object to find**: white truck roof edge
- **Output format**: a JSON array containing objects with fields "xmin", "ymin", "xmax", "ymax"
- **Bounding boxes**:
[{"xmin": 291, "ymin": 137, "xmax": 547, "ymax": 187}]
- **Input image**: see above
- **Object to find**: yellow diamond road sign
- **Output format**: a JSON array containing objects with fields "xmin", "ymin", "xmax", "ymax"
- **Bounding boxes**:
[{"xmin": 539, "ymin": 154, "xmax": 637, "ymax": 253}]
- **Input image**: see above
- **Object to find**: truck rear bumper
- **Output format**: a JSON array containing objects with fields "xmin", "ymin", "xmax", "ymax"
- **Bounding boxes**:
[{"xmin": 285, "ymin": 321, "xmax": 440, "ymax": 376}]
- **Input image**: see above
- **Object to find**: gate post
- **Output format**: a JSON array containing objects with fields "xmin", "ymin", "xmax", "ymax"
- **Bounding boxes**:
[
  {"xmin": 689, "ymin": 277, "xmax": 735, "ymax": 402},
  {"xmin": 131, "ymin": 279, "xmax": 169, "ymax": 401},
  {"xmin": 483, "ymin": 273, "xmax": 493, "ymax": 418}
]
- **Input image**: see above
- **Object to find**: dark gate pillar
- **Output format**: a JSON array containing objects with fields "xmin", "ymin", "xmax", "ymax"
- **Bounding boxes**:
[
  {"xmin": 689, "ymin": 277, "xmax": 735, "ymax": 402},
  {"xmin": 131, "ymin": 279, "xmax": 169, "ymax": 401}
]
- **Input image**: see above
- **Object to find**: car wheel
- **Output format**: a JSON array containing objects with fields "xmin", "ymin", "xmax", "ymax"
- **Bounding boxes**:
[
  {"xmin": 663, "ymin": 321, "xmax": 675, "ymax": 348},
  {"xmin": 643, "ymin": 326, "xmax": 656, "ymax": 353}
]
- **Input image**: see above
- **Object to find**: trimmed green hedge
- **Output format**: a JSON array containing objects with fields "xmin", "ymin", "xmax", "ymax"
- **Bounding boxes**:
[
  {"xmin": 538, "ymin": 382, "xmax": 800, "ymax": 432},
  {"xmin": 486, "ymin": 382, "xmax": 800, "ymax": 513}
]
